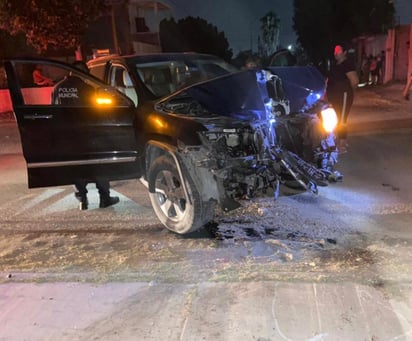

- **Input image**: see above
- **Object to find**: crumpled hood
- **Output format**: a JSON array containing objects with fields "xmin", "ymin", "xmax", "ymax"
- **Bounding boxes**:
[
  {"xmin": 183, "ymin": 69, "xmax": 269, "ymax": 121},
  {"xmin": 165, "ymin": 66, "xmax": 326, "ymax": 120},
  {"xmin": 267, "ymin": 66, "xmax": 327, "ymax": 112}
]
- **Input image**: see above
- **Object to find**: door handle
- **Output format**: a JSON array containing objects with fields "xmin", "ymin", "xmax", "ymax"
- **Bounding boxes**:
[{"xmin": 24, "ymin": 114, "xmax": 53, "ymax": 120}]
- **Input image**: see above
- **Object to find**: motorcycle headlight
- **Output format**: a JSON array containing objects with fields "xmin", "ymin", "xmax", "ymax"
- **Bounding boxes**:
[{"xmin": 320, "ymin": 107, "xmax": 338, "ymax": 133}]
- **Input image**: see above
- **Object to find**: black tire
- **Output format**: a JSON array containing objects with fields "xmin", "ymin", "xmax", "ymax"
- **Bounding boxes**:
[{"xmin": 147, "ymin": 155, "xmax": 214, "ymax": 234}]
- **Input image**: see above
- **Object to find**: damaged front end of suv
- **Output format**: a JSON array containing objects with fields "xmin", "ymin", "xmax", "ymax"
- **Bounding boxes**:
[{"xmin": 151, "ymin": 66, "xmax": 340, "ymax": 234}]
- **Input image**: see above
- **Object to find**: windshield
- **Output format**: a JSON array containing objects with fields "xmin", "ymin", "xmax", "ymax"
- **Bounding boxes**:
[{"xmin": 133, "ymin": 57, "xmax": 238, "ymax": 97}]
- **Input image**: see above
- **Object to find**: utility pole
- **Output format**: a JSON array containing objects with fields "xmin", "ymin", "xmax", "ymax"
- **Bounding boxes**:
[{"xmin": 111, "ymin": 0, "xmax": 119, "ymax": 54}]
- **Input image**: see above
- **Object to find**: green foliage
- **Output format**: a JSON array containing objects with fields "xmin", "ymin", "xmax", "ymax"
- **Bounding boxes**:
[
  {"xmin": 0, "ymin": 0, "xmax": 108, "ymax": 53},
  {"xmin": 159, "ymin": 16, "xmax": 233, "ymax": 62},
  {"xmin": 293, "ymin": 0, "xmax": 396, "ymax": 64}
]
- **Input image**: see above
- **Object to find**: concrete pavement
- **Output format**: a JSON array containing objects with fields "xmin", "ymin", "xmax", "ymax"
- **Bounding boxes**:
[
  {"xmin": 349, "ymin": 81, "xmax": 412, "ymax": 133},
  {"xmin": 1, "ymin": 281, "xmax": 412, "ymax": 340}
]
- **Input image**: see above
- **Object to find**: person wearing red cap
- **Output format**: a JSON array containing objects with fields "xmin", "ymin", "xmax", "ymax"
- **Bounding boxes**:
[{"xmin": 326, "ymin": 43, "xmax": 359, "ymax": 153}]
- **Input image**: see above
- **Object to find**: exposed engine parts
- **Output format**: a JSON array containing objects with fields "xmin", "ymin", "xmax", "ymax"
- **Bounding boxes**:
[{"xmin": 158, "ymin": 67, "xmax": 340, "ymax": 215}]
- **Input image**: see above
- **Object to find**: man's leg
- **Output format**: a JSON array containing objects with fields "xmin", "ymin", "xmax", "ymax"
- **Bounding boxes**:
[
  {"xmin": 96, "ymin": 180, "xmax": 119, "ymax": 208},
  {"xmin": 74, "ymin": 180, "xmax": 88, "ymax": 210},
  {"xmin": 403, "ymin": 74, "xmax": 412, "ymax": 100},
  {"xmin": 338, "ymin": 91, "xmax": 354, "ymax": 153}
]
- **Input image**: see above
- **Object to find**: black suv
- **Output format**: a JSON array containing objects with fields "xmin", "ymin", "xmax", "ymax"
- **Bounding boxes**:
[{"xmin": 4, "ymin": 53, "xmax": 339, "ymax": 234}]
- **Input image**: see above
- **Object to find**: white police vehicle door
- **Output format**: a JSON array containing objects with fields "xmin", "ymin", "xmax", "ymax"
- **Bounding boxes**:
[{"xmin": 3, "ymin": 58, "xmax": 141, "ymax": 188}]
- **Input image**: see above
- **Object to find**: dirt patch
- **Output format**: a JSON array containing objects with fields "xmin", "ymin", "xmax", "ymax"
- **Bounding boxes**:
[{"xmin": 0, "ymin": 192, "xmax": 390, "ymax": 285}]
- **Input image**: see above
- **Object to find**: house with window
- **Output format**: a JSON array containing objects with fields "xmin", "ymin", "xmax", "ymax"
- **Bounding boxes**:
[{"xmin": 84, "ymin": 0, "xmax": 171, "ymax": 57}]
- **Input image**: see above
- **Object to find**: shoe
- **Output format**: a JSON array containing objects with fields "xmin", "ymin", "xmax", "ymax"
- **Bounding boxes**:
[
  {"xmin": 404, "ymin": 94, "xmax": 410, "ymax": 101},
  {"xmin": 75, "ymin": 193, "xmax": 88, "ymax": 210},
  {"xmin": 99, "ymin": 196, "xmax": 119, "ymax": 208},
  {"xmin": 79, "ymin": 200, "xmax": 88, "ymax": 210}
]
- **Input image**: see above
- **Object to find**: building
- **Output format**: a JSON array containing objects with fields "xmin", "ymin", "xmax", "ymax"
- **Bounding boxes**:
[
  {"xmin": 353, "ymin": 24, "xmax": 411, "ymax": 84},
  {"xmin": 84, "ymin": 0, "xmax": 171, "ymax": 57},
  {"xmin": 125, "ymin": 0, "xmax": 171, "ymax": 54},
  {"xmin": 353, "ymin": 0, "xmax": 412, "ymax": 84},
  {"xmin": 393, "ymin": 0, "xmax": 412, "ymax": 80}
]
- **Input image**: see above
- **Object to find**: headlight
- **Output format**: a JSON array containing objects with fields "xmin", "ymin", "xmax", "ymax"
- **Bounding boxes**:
[{"xmin": 320, "ymin": 107, "xmax": 338, "ymax": 133}]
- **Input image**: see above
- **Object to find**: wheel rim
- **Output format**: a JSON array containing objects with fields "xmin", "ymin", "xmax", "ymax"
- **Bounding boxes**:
[{"xmin": 153, "ymin": 169, "xmax": 187, "ymax": 221}]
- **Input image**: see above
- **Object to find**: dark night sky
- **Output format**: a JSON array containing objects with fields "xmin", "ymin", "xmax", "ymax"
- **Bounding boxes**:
[
  {"xmin": 159, "ymin": 0, "xmax": 412, "ymax": 55},
  {"xmin": 395, "ymin": 0, "xmax": 412, "ymax": 25},
  {"xmin": 162, "ymin": 0, "xmax": 297, "ymax": 54}
]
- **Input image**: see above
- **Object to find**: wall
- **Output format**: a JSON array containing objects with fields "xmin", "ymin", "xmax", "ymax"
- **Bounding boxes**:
[
  {"xmin": 408, "ymin": 25, "xmax": 412, "ymax": 78},
  {"xmin": 354, "ymin": 24, "xmax": 412, "ymax": 83},
  {"xmin": 0, "ymin": 90, "xmax": 12, "ymax": 114},
  {"xmin": 394, "ymin": 25, "xmax": 411, "ymax": 80}
]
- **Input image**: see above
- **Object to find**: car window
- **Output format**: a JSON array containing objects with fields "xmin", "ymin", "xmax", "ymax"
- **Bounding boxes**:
[
  {"xmin": 9, "ymin": 60, "xmax": 133, "ymax": 108},
  {"xmin": 134, "ymin": 57, "xmax": 237, "ymax": 98},
  {"xmin": 108, "ymin": 64, "xmax": 138, "ymax": 107},
  {"xmin": 199, "ymin": 62, "xmax": 231, "ymax": 77},
  {"xmin": 109, "ymin": 66, "xmax": 125, "ymax": 88},
  {"xmin": 135, "ymin": 62, "xmax": 175, "ymax": 97},
  {"xmin": 88, "ymin": 64, "xmax": 106, "ymax": 81}
]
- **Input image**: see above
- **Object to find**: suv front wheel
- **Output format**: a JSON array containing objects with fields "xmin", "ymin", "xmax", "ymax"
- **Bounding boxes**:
[{"xmin": 147, "ymin": 155, "xmax": 214, "ymax": 234}]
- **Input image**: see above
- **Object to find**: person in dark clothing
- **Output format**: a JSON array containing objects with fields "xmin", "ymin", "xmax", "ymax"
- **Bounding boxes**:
[
  {"xmin": 52, "ymin": 74, "xmax": 94, "ymax": 105},
  {"xmin": 52, "ymin": 61, "xmax": 119, "ymax": 210},
  {"xmin": 326, "ymin": 44, "xmax": 359, "ymax": 153},
  {"xmin": 52, "ymin": 61, "xmax": 94, "ymax": 105},
  {"xmin": 376, "ymin": 52, "xmax": 384, "ymax": 85},
  {"xmin": 73, "ymin": 179, "xmax": 118, "ymax": 210}
]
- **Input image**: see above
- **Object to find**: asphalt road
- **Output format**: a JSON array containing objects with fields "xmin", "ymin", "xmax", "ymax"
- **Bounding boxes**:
[{"xmin": 1, "ymin": 83, "xmax": 412, "ymax": 340}]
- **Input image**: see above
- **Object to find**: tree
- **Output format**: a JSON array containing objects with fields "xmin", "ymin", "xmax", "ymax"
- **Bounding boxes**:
[
  {"xmin": 0, "ymin": 30, "xmax": 35, "ymax": 58},
  {"xmin": 293, "ymin": 0, "xmax": 395, "ymax": 64},
  {"xmin": 259, "ymin": 11, "xmax": 280, "ymax": 59},
  {"xmin": 232, "ymin": 49, "xmax": 262, "ymax": 69},
  {"xmin": 0, "ymin": 0, "xmax": 108, "ymax": 53},
  {"xmin": 159, "ymin": 16, "xmax": 233, "ymax": 62}
]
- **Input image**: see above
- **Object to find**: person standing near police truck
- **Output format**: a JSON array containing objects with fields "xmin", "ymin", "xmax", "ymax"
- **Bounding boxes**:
[
  {"xmin": 326, "ymin": 43, "xmax": 359, "ymax": 153},
  {"xmin": 52, "ymin": 61, "xmax": 119, "ymax": 210},
  {"xmin": 52, "ymin": 61, "xmax": 95, "ymax": 105}
]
